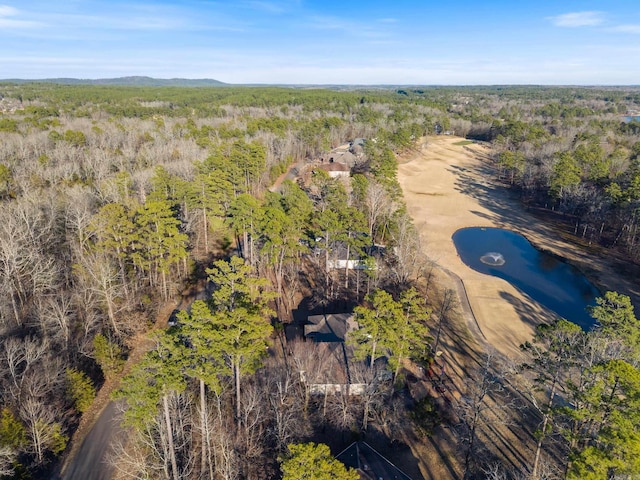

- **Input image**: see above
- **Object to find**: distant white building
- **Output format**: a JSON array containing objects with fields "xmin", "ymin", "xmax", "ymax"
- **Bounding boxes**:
[{"xmin": 327, "ymin": 259, "xmax": 370, "ymax": 270}]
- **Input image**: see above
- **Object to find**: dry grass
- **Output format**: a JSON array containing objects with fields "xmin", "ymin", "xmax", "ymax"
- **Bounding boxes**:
[{"xmin": 395, "ymin": 135, "xmax": 638, "ymax": 479}]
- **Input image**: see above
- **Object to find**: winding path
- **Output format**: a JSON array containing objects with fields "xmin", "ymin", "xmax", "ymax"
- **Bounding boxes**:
[
  {"xmin": 56, "ymin": 283, "xmax": 210, "ymax": 480},
  {"xmin": 440, "ymin": 267, "xmax": 487, "ymax": 344},
  {"xmin": 59, "ymin": 402, "xmax": 123, "ymax": 480}
]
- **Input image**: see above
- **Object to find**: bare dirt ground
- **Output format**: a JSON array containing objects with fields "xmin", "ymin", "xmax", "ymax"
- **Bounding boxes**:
[{"xmin": 395, "ymin": 135, "xmax": 640, "ymax": 479}]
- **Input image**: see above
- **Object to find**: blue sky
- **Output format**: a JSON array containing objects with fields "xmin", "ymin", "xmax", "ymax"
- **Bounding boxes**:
[{"xmin": 1, "ymin": 0, "xmax": 640, "ymax": 84}]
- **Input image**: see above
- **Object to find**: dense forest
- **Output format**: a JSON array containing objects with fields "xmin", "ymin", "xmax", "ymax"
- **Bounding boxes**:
[{"xmin": 0, "ymin": 83, "xmax": 640, "ymax": 479}]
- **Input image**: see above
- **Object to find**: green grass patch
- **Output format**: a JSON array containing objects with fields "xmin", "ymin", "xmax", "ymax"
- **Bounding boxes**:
[{"xmin": 453, "ymin": 140, "xmax": 474, "ymax": 146}]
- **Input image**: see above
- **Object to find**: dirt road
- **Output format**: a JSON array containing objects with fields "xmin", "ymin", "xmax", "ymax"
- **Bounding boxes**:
[{"xmin": 59, "ymin": 402, "xmax": 123, "ymax": 480}]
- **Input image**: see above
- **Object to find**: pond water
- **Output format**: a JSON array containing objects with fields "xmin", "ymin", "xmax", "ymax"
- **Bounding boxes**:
[
  {"xmin": 452, "ymin": 227, "xmax": 599, "ymax": 330},
  {"xmin": 623, "ymin": 115, "xmax": 640, "ymax": 123}
]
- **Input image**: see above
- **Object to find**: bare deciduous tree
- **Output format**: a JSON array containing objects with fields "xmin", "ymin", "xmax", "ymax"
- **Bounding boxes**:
[
  {"xmin": 389, "ymin": 214, "xmax": 422, "ymax": 286},
  {"xmin": 456, "ymin": 349, "xmax": 518, "ymax": 479}
]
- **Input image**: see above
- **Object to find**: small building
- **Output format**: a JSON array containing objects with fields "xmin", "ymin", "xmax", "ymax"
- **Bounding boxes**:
[
  {"xmin": 327, "ymin": 259, "xmax": 371, "ymax": 270},
  {"xmin": 317, "ymin": 161, "xmax": 351, "ymax": 178},
  {"xmin": 325, "ymin": 240, "xmax": 378, "ymax": 271},
  {"xmin": 301, "ymin": 313, "xmax": 367, "ymax": 396},
  {"xmin": 336, "ymin": 442, "xmax": 413, "ymax": 480},
  {"xmin": 304, "ymin": 313, "xmax": 358, "ymax": 343}
]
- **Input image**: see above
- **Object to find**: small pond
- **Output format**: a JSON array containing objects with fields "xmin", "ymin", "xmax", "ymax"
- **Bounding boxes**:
[{"xmin": 452, "ymin": 227, "xmax": 599, "ymax": 330}]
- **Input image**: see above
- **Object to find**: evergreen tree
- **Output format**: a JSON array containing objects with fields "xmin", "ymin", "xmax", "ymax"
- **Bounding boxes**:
[
  {"xmin": 134, "ymin": 199, "xmax": 188, "ymax": 299},
  {"xmin": 589, "ymin": 291, "xmax": 640, "ymax": 350},
  {"xmin": 350, "ymin": 289, "xmax": 402, "ymax": 369},
  {"xmin": 65, "ymin": 368, "xmax": 96, "ymax": 414},
  {"xmin": 520, "ymin": 319, "xmax": 584, "ymax": 478},
  {"xmin": 227, "ymin": 193, "xmax": 264, "ymax": 265},
  {"xmin": 390, "ymin": 288, "xmax": 431, "ymax": 382},
  {"xmin": 206, "ymin": 256, "xmax": 276, "ymax": 419},
  {"xmin": 566, "ymin": 360, "xmax": 640, "ymax": 479}
]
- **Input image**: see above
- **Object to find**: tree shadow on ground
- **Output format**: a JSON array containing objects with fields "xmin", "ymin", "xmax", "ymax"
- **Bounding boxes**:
[
  {"xmin": 309, "ymin": 420, "xmax": 425, "ymax": 480},
  {"xmin": 450, "ymin": 160, "xmax": 640, "ymax": 306},
  {"xmin": 498, "ymin": 290, "xmax": 559, "ymax": 331}
]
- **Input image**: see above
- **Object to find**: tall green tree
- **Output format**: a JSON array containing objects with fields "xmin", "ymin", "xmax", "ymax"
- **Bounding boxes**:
[
  {"xmin": 189, "ymin": 150, "xmax": 237, "ymax": 252},
  {"xmin": 589, "ymin": 291, "xmax": 640, "ymax": 350},
  {"xmin": 65, "ymin": 368, "xmax": 96, "ymax": 414},
  {"xmin": 0, "ymin": 408, "xmax": 25, "ymax": 452},
  {"xmin": 162, "ymin": 305, "xmax": 224, "ymax": 479},
  {"xmin": 227, "ymin": 193, "xmax": 264, "ymax": 266},
  {"xmin": 228, "ymin": 139, "xmax": 267, "ymax": 194},
  {"xmin": 337, "ymin": 205, "xmax": 368, "ymax": 289},
  {"xmin": 206, "ymin": 256, "xmax": 276, "ymax": 419},
  {"xmin": 310, "ymin": 171, "xmax": 352, "ymax": 299},
  {"xmin": 368, "ymin": 146, "xmax": 402, "ymax": 198},
  {"xmin": 114, "ymin": 338, "xmax": 188, "ymax": 480},
  {"xmin": 350, "ymin": 289, "xmax": 402, "ymax": 369},
  {"xmin": 89, "ymin": 202, "xmax": 137, "ymax": 289},
  {"xmin": 497, "ymin": 150, "xmax": 525, "ymax": 185},
  {"xmin": 390, "ymin": 288, "xmax": 431, "ymax": 383},
  {"xmin": 520, "ymin": 319, "xmax": 584, "ymax": 479},
  {"xmin": 147, "ymin": 165, "xmax": 187, "ymax": 206},
  {"xmin": 93, "ymin": 333, "xmax": 125, "ymax": 381},
  {"xmin": 565, "ymin": 359, "xmax": 640, "ymax": 479},
  {"xmin": 0, "ymin": 163, "xmax": 13, "ymax": 199},
  {"xmin": 134, "ymin": 199, "xmax": 188, "ymax": 299},
  {"xmin": 550, "ymin": 152, "xmax": 582, "ymax": 200},
  {"xmin": 260, "ymin": 192, "xmax": 308, "ymax": 310}
]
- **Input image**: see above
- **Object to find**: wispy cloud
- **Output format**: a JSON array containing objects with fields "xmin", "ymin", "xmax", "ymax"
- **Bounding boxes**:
[
  {"xmin": 610, "ymin": 24, "xmax": 640, "ymax": 34},
  {"xmin": 61, "ymin": 13, "xmax": 187, "ymax": 30},
  {"xmin": 548, "ymin": 11, "xmax": 604, "ymax": 27},
  {"xmin": 0, "ymin": 5, "xmax": 18, "ymax": 16},
  {"xmin": 0, "ymin": 4, "xmax": 43, "ymax": 28},
  {"xmin": 238, "ymin": 0, "xmax": 303, "ymax": 15}
]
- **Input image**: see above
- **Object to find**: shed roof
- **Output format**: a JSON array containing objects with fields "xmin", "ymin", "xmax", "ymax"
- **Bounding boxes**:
[
  {"xmin": 304, "ymin": 313, "xmax": 357, "ymax": 343},
  {"xmin": 336, "ymin": 442, "xmax": 413, "ymax": 480},
  {"xmin": 318, "ymin": 162, "xmax": 351, "ymax": 172}
]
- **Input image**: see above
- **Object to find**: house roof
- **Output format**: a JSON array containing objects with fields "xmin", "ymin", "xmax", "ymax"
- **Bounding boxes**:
[
  {"xmin": 336, "ymin": 442, "xmax": 413, "ymax": 480},
  {"xmin": 304, "ymin": 313, "xmax": 357, "ymax": 343},
  {"xmin": 318, "ymin": 162, "xmax": 351, "ymax": 172}
]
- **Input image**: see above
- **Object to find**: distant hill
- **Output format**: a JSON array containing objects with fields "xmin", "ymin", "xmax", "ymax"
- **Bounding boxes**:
[{"xmin": 0, "ymin": 76, "xmax": 227, "ymax": 87}]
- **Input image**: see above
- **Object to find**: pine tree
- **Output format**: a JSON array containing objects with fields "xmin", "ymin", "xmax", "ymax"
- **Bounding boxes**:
[
  {"xmin": 520, "ymin": 319, "xmax": 584, "ymax": 478},
  {"xmin": 134, "ymin": 199, "xmax": 188, "ymax": 299},
  {"xmin": 350, "ymin": 289, "xmax": 402, "ymax": 369},
  {"xmin": 390, "ymin": 288, "xmax": 431, "ymax": 383},
  {"xmin": 65, "ymin": 368, "xmax": 96, "ymax": 413},
  {"xmin": 206, "ymin": 256, "xmax": 276, "ymax": 419}
]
